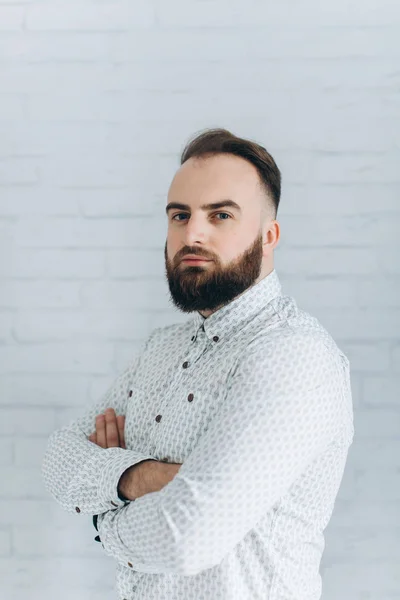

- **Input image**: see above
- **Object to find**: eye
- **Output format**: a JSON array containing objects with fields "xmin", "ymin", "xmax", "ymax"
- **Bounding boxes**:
[{"xmin": 171, "ymin": 212, "xmax": 232, "ymax": 221}]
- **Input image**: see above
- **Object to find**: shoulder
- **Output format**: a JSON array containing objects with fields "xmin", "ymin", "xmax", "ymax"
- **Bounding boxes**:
[{"xmin": 245, "ymin": 312, "xmax": 346, "ymax": 384}]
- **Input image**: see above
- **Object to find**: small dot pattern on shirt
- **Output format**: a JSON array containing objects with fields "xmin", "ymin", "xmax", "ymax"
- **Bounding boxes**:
[{"xmin": 42, "ymin": 269, "xmax": 354, "ymax": 600}]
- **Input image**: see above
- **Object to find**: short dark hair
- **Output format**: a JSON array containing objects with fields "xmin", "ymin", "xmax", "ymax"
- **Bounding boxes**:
[{"xmin": 180, "ymin": 127, "xmax": 281, "ymax": 218}]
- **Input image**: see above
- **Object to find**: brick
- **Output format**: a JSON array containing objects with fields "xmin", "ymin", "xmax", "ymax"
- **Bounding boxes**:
[
  {"xmin": 0, "ymin": 312, "xmax": 14, "ymax": 344},
  {"xmin": 111, "ymin": 61, "xmax": 400, "ymax": 92},
  {"xmin": 332, "ymin": 499, "xmax": 399, "ymax": 528},
  {"xmin": 327, "ymin": 526, "xmax": 400, "ymax": 563},
  {"xmin": 354, "ymin": 409, "xmax": 400, "ymax": 438},
  {"xmin": 0, "ymin": 556, "xmax": 112, "ymax": 587},
  {"xmin": 0, "ymin": 122, "xmax": 109, "ymax": 159},
  {"xmin": 321, "ymin": 563, "xmax": 400, "ymax": 596},
  {"xmin": 356, "ymin": 468, "xmax": 400, "ymax": 502},
  {"xmin": 0, "ymin": 408, "xmax": 55, "ymax": 435},
  {"xmin": 80, "ymin": 190, "xmax": 154, "ymax": 217},
  {"xmin": 392, "ymin": 345, "xmax": 400, "ymax": 371},
  {"xmin": 337, "ymin": 342, "xmax": 390, "ymax": 373},
  {"xmin": 317, "ymin": 309, "xmax": 400, "ymax": 340},
  {"xmin": 106, "ymin": 249, "xmax": 163, "ymax": 278},
  {"xmin": 348, "ymin": 375, "xmax": 361, "ymax": 410},
  {"xmin": 357, "ymin": 277, "xmax": 400, "ymax": 308},
  {"xmin": 282, "ymin": 184, "xmax": 398, "ymax": 215},
  {"xmin": 54, "ymin": 407, "xmax": 86, "ymax": 428},
  {"xmin": 155, "ymin": 0, "xmax": 400, "ymax": 27},
  {"xmin": 111, "ymin": 28, "xmax": 400, "ymax": 61},
  {"xmin": 276, "ymin": 247, "xmax": 380, "ymax": 276},
  {"xmin": 0, "ymin": 159, "xmax": 38, "ymax": 185},
  {"xmin": 0, "ymin": 556, "xmax": 115, "ymax": 600},
  {"xmin": 0, "ymin": 440, "xmax": 13, "ymax": 466},
  {"xmin": 0, "ymin": 7, "xmax": 24, "ymax": 31},
  {"xmin": 0, "ymin": 189, "xmax": 80, "ymax": 216},
  {"xmin": 29, "ymin": 154, "xmax": 174, "ymax": 194},
  {"xmin": 14, "ymin": 308, "xmax": 149, "ymax": 342},
  {"xmin": 284, "ymin": 278, "xmax": 357, "ymax": 308},
  {"xmin": 14, "ymin": 437, "xmax": 51, "ymax": 467},
  {"xmin": 0, "ymin": 32, "xmax": 111, "ymax": 62},
  {"xmin": 279, "ymin": 214, "xmax": 398, "ymax": 247},
  {"xmin": 0, "ymin": 282, "xmax": 81, "ymax": 308},
  {"xmin": 0, "ymin": 65, "xmax": 120, "ymax": 94},
  {"xmin": 315, "ymin": 154, "xmax": 400, "ymax": 184},
  {"xmin": 0, "ymin": 530, "xmax": 11, "ymax": 557},
  {"xmin": 13, "ymin": 524, "xmax": 100, "ymax": 557},
  {"xmin": 349, "ymin": 440, "xmax": 400, "ymax": 469},
  {"xmin": 0, "ymin": 467, "xmax": 47, "ymax": 498},
  {"xmin": 362, "ymin": 377, "xmax": 400, "ymax": 408},
  {"xmin": 0, "ymin": 249, "xmax": 105, "ymax": 278},
  {"xmin": 0, "ymin": 501, "xmax": 66, "ymax": 526},
  {"xmin": 0, "ymin": 374, "xmax": 88, "ymax": 406},
  {"xmin": 0, "ymin": 94, "xmax": 25, "ymax": 120},
  {"xmin": 15, "ymin": 216, "xmax": 166, "ymax": 248},
  {"xmin": 80, "ymin": 280, "xmax": 168, "ymax": 310},
  {"xmin": 27, "ymin": 93, "xmax": 119, "ymax": 121},
  {"xmin": 26, "ymin": 3, "xmax": 155, "ymax": 31},
  {"xmin": 0, "ymin": 343, "xmax": 113, "ymax": 374}
]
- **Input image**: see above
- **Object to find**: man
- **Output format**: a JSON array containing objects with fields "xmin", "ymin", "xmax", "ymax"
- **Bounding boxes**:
[{"xmin": 42, "ymin": 128, "xmax": 354, "ymax": 599}]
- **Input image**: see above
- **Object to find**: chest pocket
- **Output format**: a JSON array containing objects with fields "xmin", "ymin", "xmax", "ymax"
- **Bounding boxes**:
[
  {"xmin": 124, "ymin": 380, "xmax": 228, "ymax": 460},
  {"xmin": 156, "ymin": 380, "xmax": 228, "ymax": 459}
]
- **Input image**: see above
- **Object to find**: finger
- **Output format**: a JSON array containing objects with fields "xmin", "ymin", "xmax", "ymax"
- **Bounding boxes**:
[
  {"xmin": 104, "ymin": 408, "xmax": 119, "ymax": 448},
  {"xmin": 88, "ymin": 432, "xmax": 97, "ymax": 444},
  {"xmin": 117, "ymin": 415, "xmax": 126, "ymax": 449},
  {"xmin": 96, "ymin": 414, "xmax": 107, "ymax": 448}
]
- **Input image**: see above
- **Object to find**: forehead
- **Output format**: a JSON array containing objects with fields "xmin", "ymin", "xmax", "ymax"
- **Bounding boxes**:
[{"xmin": 167, "ymin": 154, "xmax": 262, "ymax": 211}]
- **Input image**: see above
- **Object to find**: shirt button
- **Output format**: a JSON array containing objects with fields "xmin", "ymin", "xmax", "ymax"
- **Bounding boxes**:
[
  {"xmin": 128, "ymin": 390, "xmax": 133, "ymax": 397},
  {"xmin": 213, "ymin": 335, "xmax": 219, "ymax": 342},
  {"xmin": 110, "ymin": 501, "xmax": 118, "ymax": 507},
  {"xmin": 75, "ymin": 507, "xmax": 81, "ymax": 513},
  {"xmin": 128, "ymin": 562, "xmax": 133, "ymax": 568},
  {"xmin": 155, "ymin": 414, "xmax": 162, "ymax": 422},
  {"xmin": 182, "ymin": 361, "xmax": 189, "ymax": 368},
  {"xmin": 191, "ymin": 336, "xmax": 195, "ymax": 341},
  {"xmin": 188, "ymin": 393, "xmax": 194, "ymax": 402}
]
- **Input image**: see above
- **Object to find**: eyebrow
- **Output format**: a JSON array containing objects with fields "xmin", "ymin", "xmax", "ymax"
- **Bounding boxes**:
[{"xmin": 165, "ymin": 199, "xmax": 242, "ymax": 215}]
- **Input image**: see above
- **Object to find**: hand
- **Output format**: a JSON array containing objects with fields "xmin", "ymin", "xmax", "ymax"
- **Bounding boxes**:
[
  {"xmin": 88, "ymin": 407, "xmax": 126, "ymax": 449},
  {"xmin": 119, "ymin": 460, "xmax": 183, "ymax": 501}
]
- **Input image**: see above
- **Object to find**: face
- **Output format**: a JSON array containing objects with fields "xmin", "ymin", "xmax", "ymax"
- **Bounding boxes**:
[{"xmin": 164, "ymin": 153, "xmax": 279, "ymax": 317}]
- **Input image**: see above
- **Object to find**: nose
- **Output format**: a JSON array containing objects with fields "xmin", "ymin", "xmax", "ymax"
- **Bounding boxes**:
[{"xmin": 181, "ymin": 215, "xmax": 209, "ymax": 246}]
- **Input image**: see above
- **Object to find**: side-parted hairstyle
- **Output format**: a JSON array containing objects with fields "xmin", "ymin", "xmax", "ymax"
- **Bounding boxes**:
[{"xmin": 180, "ymin": 128, "xmax": 281, "ymax": 219}]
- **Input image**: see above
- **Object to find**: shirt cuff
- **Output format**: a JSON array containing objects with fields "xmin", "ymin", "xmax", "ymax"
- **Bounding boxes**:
[{"xmin": 97, "ymin": 449, "xmax": 158, "ymax": 509}]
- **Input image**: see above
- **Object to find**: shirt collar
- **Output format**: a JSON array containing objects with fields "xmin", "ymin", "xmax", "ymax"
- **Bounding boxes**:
[{"xmin": 192, "ymin": 268, "xmax": 283, "ymax": 342}]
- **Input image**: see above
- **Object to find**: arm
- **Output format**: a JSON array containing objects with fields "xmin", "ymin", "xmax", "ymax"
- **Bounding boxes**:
[
  {"xmin": 118, "ymin": 460, "xmax": 182, "ymax": 500},
  {"xmin": 96, "ymin": 333, "xmax": 354, "ymax": 576},
  {"xmin": 41, "ymin": 328, "xmax": 161, "ymax": 515},
  {"xmin": 93, "ymin": 459, "xmax": 181, "ymax": 541}
]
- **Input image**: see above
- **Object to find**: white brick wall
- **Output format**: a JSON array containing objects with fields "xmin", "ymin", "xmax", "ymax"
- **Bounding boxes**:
[{"xmin": 1, "ymin": 2, "xmax": 399, "ymax": 598}]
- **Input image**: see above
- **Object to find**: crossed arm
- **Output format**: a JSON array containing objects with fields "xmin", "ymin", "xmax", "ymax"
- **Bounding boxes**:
[
  {"xmin": 88, "ymin": 407, "xmax": 182, "ymax": 501},
  {"xmin": 89, "ymin": 407, "xmax": 182, "ymax": 545},
  {"xmin": 43, "ymin": 333, "xmax": 350, "ymax": 576}
]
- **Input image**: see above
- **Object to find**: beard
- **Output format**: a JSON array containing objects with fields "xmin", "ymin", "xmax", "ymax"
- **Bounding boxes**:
[{"xmin": 164, "ymin": 230, "xmax": 264, "ymax": 314}]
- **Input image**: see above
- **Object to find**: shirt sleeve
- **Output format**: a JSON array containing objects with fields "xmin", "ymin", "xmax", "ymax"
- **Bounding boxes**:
[
  {"xmin": 96, "ymin": 332, "xmax": 354, "ymax": 576},
  {"xmin": 41, "ymin": 328, "xmax": 160, "ymax": 515}
]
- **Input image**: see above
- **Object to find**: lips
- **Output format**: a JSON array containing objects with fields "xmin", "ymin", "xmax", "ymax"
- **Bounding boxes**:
[{"xmin": 181, "ymin": 256, "xmax": 211, "ymax": 262}]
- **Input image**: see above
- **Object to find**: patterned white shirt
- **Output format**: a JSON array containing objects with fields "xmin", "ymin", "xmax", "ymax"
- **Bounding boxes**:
[{"xmin": 42, "ymin": 269, "xmax": 354, "ymax": 600}]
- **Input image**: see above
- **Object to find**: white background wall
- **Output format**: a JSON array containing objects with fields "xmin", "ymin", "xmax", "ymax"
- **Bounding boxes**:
[{"xmin": 1, "ymin": 1, "xmax": 399, "ymax": 599}]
